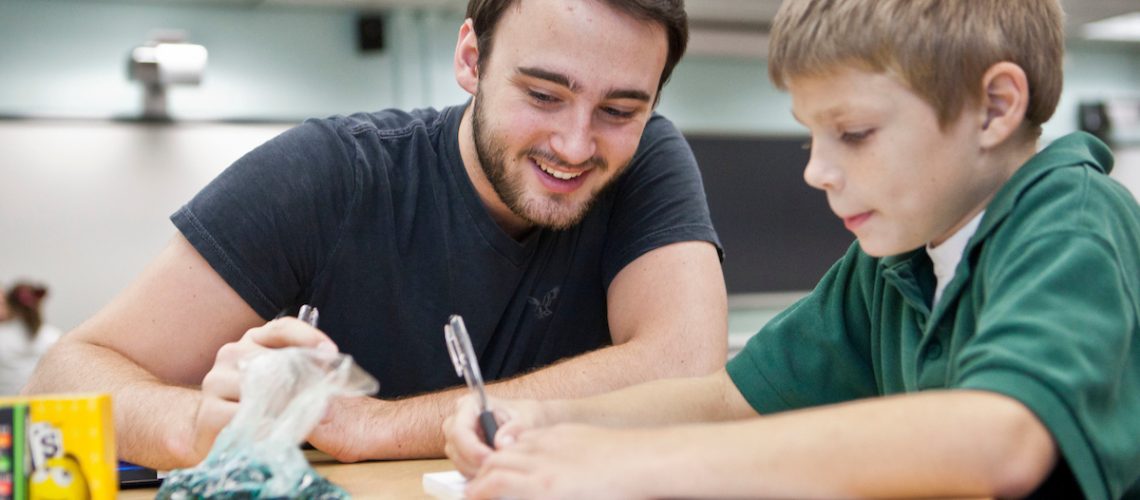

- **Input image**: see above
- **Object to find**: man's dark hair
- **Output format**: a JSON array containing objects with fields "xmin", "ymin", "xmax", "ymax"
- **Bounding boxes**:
[{"xmin": 466, "ymin": 0, "xmax": 688, "ymax": 101}]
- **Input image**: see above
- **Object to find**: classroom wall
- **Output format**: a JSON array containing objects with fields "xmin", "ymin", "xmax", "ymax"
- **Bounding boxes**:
[
  {"xmin": 1, "ymin": 0, "xmax": 1138, "ymax": 331},
  {"xmin": 3, "ymin": 1, "xmax": 1138, "ymax": 134},
  {"xmin": 0, "ymin": 121, "xmax": 290, "ymax": 331}
]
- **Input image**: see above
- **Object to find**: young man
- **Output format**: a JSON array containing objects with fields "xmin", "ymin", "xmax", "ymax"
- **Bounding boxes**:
[
  {"xmin": 24, "ymin": 0, "xmax": 727, "ymax": 469},
  {"xmin": 444, "ymin": 0, "xmax": 1140, "ymax": 497}
]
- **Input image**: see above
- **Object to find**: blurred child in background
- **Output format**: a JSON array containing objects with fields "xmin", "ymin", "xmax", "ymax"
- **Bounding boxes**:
[{"xmin": 0, "ymin": 281, "xmax": 61, "ymax": 395}]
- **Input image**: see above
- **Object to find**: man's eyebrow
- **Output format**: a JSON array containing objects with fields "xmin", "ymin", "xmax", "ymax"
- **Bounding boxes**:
[
  {"xmin": 517, "ymin": 66, "xmax": 652, "ymax": 103},
  {"xmin": 605, "ymin": 88, "xmax": 651, "ymax": 103},
  {"xmin": 517, "ymin": 66, "xmax": 577, "ymax": 92}
]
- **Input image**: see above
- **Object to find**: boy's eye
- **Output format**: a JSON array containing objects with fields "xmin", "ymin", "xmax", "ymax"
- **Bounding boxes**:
[
  {"xmin": 840, "ymin": 129, "xmax": 874, "ymax": 143},
  {"xmin": 601, "ymin": 106, "xmax": 635, "ymax": 119}
]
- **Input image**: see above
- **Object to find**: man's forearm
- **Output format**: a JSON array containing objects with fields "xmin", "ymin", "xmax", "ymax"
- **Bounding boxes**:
[
  {"xmin": 490, "ymin": 330, "xmax": 722, "ymax": 399},
  {"xmin": 24, "ymin": 338, "xmax": 202, "ymax": 469},
  {"xmin": 347, "ymin": 336, "xmax": 725, "ymax": 460},
  {"xmin": 549, "ymin": 368, "xmax": 755, "ymax": 427}
]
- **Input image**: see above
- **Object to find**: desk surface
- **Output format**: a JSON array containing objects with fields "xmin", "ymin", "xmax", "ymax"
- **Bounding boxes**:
[{"xmin": 118, "ymin": 453, "xmax": 456, "ymax": 499}]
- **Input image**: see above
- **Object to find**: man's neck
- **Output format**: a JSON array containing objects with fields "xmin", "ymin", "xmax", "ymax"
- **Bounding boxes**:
[{"xmin": 457, "ymin": 101, "xmax": 535, "ymax": 240}]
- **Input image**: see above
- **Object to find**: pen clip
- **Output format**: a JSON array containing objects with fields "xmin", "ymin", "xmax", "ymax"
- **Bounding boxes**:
[{"xmin": 298, "ymin": 304, "xmax": 319, "ymax": 327}]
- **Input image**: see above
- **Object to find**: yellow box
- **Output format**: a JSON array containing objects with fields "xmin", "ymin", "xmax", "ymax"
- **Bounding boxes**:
[{"xmin": 0, "ymin": 394, "xmax": 116, "ymax": 500}]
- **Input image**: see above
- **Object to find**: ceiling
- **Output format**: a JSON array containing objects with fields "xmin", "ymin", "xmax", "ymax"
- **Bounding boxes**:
[
  {"xmin": 258, "ymin": 0, "xmax": 1137, "ymax": 32},
  {"xmin": 131, "ymin": 0, "xmax": 1136, "ymax": 28},
  {"xmin": 99, "ymin": 0, "xmax": 1140, "ymax": 57},
  {"xmin": 1060, "ymin": 0, "xmax": 1140, "ymax": 29}
]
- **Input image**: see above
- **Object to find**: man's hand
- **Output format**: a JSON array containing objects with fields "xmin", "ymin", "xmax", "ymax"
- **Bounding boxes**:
[
  {"xmin": 443, "ymin": 395, "xmax": 549, "ymax": 478},
  {"xmin": 192, "ymin": 317, "xmax": 338, "ymax": 461},
  {"xmin": 465, "ymin": 424, "xmax": 653, "ymax": 500}
]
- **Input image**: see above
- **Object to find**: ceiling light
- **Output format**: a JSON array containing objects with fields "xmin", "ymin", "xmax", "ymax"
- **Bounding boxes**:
[{"xmin": 1083, "ymin": 12, "xmax": 1140, "ymax": 42}]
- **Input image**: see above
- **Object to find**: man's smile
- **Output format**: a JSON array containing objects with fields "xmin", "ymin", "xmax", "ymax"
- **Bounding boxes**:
[{"xmin": 535, "ymin": 157, "xmax": 587, "ymax": 180}]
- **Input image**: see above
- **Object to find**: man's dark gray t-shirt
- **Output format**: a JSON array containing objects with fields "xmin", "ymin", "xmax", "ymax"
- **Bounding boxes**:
[{"xmin": 172, "ymin": 104, "xmax": 721, "ymax": 398}]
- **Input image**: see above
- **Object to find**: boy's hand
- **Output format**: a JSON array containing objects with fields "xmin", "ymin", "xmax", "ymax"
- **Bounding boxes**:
[
  {"xmin": 465, "ymin": 424, "xmax": 651, "ymax": 500},
  {"xmin": 191, "ymin": 317, "xmax": 338, "ymax": 462},
  {"xmin": 442, "ymin": 395, "xmax": 546, "ymax": 477}
]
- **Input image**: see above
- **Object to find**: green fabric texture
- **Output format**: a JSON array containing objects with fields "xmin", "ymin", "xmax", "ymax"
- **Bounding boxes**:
[{"xmin": 727, "ymin": 132, "xmax": 1140, "ymax": 499}]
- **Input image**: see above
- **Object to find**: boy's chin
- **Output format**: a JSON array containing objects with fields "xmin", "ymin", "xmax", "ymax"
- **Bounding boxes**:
[{"xmin": 857, "ymin": 238, "xmax": 923, "ymax": 258}]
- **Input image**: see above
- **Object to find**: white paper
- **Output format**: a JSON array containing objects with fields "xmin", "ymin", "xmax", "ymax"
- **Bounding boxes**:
[{"xmin": 422, "ymin": 470, "xmax": 467, "ymax": 499}]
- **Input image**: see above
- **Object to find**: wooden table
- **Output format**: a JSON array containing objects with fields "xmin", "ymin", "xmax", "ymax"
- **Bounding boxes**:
[{"xmin": 118, "ymin": 452, "xmax": 456, "ymax": 499}]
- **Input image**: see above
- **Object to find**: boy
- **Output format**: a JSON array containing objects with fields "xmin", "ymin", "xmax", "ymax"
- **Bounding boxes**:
[{"xmin": 442, "ymin": 0, "xmax": 1140, "ymax": 497}]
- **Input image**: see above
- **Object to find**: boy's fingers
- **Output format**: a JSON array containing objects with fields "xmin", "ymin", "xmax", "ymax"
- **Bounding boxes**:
[
  {"xmin": 456, "ymin": 393, "xmax": 481, "ymax": 412},
  {"xmin": 492, "ymin": 418, "xmax": 530, "ymax": 448},
  {"xmin": 444, "ymin": 410, "xmax": 494, "ymax": 477},
  {"xmin": 453, "ymin": 441, "xmax": 491, "ymax": 478},
  {"xmin": 467, "ymin": 469, "xmax": 531, "ymax": 500}
]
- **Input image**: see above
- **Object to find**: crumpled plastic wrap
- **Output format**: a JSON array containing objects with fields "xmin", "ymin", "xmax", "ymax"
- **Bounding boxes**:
[{"xmin": 157, "ymin": 347, "xmax": 380, "ymax": 499}]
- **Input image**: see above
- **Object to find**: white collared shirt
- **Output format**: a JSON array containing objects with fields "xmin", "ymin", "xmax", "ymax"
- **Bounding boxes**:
[{"xmin": 926, "ymin": 210, "xmax": 986, "ymax": 308}]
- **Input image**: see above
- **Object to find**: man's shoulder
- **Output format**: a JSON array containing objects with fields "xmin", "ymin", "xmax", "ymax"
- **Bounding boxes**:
[
  {"xmin": 287, "ymin": 105, "xmax": 463, "ymax": 176},
  {"xmin": 624, "ymin": 112, "xmax": 692, "ymax": 171},
  {"xmin": 639, "ymin": 112, "xmax": 683, "ymax": 143},
  {"xmin": 309, "ymin": 106, "xmax": 454, "ymax": 139}
]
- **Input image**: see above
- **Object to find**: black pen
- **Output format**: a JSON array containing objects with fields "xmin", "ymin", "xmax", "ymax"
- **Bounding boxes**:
[{"xmin": 444, "ymin": 315, "xmax": 498, "ymax": 447}]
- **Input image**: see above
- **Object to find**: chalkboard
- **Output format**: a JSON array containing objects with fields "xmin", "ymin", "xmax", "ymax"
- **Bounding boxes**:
[{"xmin": 686, "ymin": 134, "xmax": 855, "ymax": 293}]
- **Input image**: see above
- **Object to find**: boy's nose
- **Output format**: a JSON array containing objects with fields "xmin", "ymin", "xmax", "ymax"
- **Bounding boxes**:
[
  {"xmin": 550, "ymin": 109, "xmax": 598, "ymax": 167},
  {"xmin": 803, "ymin": 148, "xmax": 841, "ymax": 192}
]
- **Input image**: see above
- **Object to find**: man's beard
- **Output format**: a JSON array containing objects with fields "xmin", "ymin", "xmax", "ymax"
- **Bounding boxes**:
[{"xmin": 471, "ymin": 89, "xmax": 617, "ymax": 231}]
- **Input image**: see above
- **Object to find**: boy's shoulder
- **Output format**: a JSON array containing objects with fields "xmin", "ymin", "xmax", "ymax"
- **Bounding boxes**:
[
  {"xmin": 964, "ymin": 132, "xmax": 1140, "ymax": 306},
  {"xmin": 985, "ymin": 132, "xmax": 1129, "ymax": 241}
]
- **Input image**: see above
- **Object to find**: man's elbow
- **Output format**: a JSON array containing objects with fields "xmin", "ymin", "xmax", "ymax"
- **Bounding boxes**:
[
  {"xmin": 20, "ymin": 338, "xmax": 72, "ymax": 395},
  {"xmin": 22, "ymin": 335, "xmax": 111, "ymax": 395}
]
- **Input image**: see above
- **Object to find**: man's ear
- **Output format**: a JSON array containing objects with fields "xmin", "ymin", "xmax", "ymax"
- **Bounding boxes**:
[
  {"xmin": 978, "ymin": 61, "xmax": 1030, "ymax": 148},
  {"xmin": 454, "ymin": 19, "xmax": 481, "ymax": 96}
]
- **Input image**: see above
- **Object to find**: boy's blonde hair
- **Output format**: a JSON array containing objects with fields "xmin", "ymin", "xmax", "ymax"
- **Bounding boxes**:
[{"xmin": 768, "ymin": 0, "xmax": 1064, "ymax": 136}]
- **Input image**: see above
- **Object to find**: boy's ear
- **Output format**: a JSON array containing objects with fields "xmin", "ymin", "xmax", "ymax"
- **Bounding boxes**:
[
  {"xmin": 454, "ymin": 19, "xmax": 481, "ymax": 96},
  {"xmin": 978, "ymin": 62, "xmax": 1030, "ymax": 148}
]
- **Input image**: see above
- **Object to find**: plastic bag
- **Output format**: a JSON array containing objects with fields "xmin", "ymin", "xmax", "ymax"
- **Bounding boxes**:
[{"xmin": 157, "ymin": 347, "xmax": 380, "ymax": 499}]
